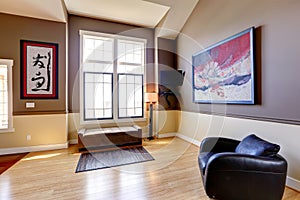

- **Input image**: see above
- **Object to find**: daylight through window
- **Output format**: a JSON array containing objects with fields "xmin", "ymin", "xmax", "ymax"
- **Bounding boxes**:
[
  {"xmin": 0, "ymin": 59, "xmax": 13, "ymax": 132},
  {"xmin": 80, "ymin": 31, "xmax": 146, "ymax": 121}
]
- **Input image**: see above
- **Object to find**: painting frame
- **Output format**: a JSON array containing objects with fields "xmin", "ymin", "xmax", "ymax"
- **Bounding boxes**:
[
  {"xmin": 192, "ymin": 27, "xmax": 255, "ymax": 104},
  {"xmin": 20, "ymin": 40, "xmax": 58, "ymax": 99}
]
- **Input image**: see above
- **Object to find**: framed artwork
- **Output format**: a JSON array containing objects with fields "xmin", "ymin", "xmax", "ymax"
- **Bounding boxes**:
[
  {"xmin": 192, "ymin": 27, "xmax": 255, "ymax": 104},
  {"xmin": 20, "ymin": 40, "xmax": 58, "ymax": 99}
]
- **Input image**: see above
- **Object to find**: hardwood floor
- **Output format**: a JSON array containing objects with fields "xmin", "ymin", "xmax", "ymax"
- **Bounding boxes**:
[{"xmin": 0, "ymin": 137, "xmax": 299, "ymax": 200}]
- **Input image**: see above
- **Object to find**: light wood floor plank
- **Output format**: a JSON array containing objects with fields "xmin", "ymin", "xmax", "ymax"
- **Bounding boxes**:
[{"xmin": 0, "ymin": 137, "xmax": 299, "ymax": 200}]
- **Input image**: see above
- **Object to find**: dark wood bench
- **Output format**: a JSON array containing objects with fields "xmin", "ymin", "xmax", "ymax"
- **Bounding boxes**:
[{"xmin": 78, "ymin": 125, "xmax": 142, "ymax": 151}]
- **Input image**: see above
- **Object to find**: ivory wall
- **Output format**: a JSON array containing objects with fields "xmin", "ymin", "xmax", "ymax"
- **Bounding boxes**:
[{"xmin": 0, "ymin": 114, "xmax": 68, "ymax": 154}]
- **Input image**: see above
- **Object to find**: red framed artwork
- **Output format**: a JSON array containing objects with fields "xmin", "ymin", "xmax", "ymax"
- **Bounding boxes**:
[{"xmin": 20, "ymin": 40, "xmax": 58, "ymax": 99}]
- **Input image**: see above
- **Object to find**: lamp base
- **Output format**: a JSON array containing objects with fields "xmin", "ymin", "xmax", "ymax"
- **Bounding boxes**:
[{"xmin": 147, "ymin": 136, "xmax": 155, "ymax": 140}]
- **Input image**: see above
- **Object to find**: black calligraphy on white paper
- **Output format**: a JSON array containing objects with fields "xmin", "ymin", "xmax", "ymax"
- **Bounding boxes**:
[
  {"xmin": 31, "ymin": 52, "xmax": 51, "ymax": 91},
  {"xmin": 27, "ymin": 46, "xmax": 53, "ymax": 95}
]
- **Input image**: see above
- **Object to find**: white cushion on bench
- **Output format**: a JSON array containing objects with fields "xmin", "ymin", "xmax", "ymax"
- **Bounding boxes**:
[{"xmin": 82, "ymin": 126, "xmax": 138, "ymax": 137}]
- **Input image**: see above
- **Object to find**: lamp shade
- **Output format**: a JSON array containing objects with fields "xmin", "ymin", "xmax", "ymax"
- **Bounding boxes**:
[{"xmin": 145, "ymin": 92, "xmax": 158, "ymax": 103}]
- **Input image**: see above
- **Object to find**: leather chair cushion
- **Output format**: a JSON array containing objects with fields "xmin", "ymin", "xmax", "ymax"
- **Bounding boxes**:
[{"xmin": 235, "ymin": 134, "xmax": 280, "ymax": 157}]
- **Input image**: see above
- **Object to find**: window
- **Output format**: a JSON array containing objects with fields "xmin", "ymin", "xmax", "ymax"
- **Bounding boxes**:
[
  {"xmin": 0, "ymin": 59, "xmax": 14, "ymax": 133},
  {"xmin": 83, "ymin": 72, "xmax": 113, "ymax": 120},
  {"xmin": 80, "ymin": 31, "xmax": 146, "ymax": 122},
  {"xmin": 118, "ymin": 74, "xmax": 143, "ymax": 118}
]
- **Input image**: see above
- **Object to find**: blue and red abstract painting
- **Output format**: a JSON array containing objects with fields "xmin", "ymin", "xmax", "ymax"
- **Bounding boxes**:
[{"xmin": 192, "ymin": 27, "xmax": 254, "ymax": 104}]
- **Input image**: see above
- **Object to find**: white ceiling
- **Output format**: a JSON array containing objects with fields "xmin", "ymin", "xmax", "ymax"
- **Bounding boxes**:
[
  {"xmin": 64, "ymin": 0, "xmax": 170, "ymax": 28},
  {"xmin": 0, "ymin": 0, "xmax": 67, "ymax": 23},
  {"xmin": 0, "ymin": 0, "xmax": 199, "ymax": 39},
  {"xmin": 146, "ymin": 0, "xmax": 199, "ymax": 39}
]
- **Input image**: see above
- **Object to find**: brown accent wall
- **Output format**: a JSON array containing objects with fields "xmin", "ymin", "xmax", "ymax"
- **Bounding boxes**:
[
  {"xmin": 68, "ymin": 15, "xmax": 155, "ymax": 113},
  {"xmin": 0, "ymin": 13, "xmax": 67, "ymax": 114},
  {"xmin": 177, "ymin": 0, "xmax": 300, "ymax": 124},
  {"xmin": 157, "ymin": 38, "xmax": 180, "ymax": 110}
]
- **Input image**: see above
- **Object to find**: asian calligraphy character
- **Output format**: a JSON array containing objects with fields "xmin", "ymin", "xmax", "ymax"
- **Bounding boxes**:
[{"xmin": 31, "ymin": 52, "xmax": 51, "ymax": 92}]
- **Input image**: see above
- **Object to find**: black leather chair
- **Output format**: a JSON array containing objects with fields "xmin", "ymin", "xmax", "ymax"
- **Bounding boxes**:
[{"xmin": 198, "ymin": 134, "xmax": 287, "ymax": 200}]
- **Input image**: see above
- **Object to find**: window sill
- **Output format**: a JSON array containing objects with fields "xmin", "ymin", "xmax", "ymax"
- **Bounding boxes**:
[{"xmin": 0, "ymin": 128, "xmax": 15, "ymax": 133}]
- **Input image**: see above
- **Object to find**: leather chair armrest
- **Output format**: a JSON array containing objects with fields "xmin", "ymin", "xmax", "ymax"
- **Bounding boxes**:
[
  {"xmin": 206, "ymin": 152, "xmax": 287, "ymax": 174},
  {"xmin": 200, "ymin": 137, "xmax": 240, "ymax": 153}
]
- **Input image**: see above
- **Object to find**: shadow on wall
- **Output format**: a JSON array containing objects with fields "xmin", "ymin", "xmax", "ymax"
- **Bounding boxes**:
[
  {"xmin": 158, "ymin": 69, "xmax": 185, "ymax": 110},
  {"xmin": 158, "ymin": 85, "xmax": 180, "ymax": 110}
]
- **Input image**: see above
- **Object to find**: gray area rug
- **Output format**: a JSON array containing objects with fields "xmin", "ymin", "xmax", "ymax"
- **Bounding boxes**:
[{"xmin": 75, "ymin": 146, "xmax": 154, "ymax": 173}]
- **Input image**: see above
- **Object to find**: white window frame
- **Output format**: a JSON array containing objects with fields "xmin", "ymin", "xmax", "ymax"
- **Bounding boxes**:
[
  {"xmin": 79, "ymin": 30, "xmax": 147, "ymax": 124},
  {"xmin": 0, "ymin": 59, "xmax": 14, "ymax": 133}
]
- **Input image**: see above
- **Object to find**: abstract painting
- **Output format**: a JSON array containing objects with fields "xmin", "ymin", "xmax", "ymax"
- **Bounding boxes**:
[{"xmin": 192, "ymin": 27, "xmax": 255, "ymax": 104}]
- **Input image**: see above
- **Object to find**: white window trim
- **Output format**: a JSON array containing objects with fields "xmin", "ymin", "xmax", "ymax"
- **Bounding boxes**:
[
  {"xmin": 79, "ymin": 30, "xmax": 147, "ymax": 125},
  {"xmin": 0, "ymin": 59, "xmax": 14, "ymax": 133}
]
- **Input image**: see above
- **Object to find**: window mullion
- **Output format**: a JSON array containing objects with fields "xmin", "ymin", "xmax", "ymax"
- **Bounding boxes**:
[{"xmin": 113, "ymin": 38, "xmax": 118, "ymax": 120}]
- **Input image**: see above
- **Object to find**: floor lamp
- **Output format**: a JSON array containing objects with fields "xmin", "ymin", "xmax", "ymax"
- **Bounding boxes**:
[{"xmin": 145, "ymin": 92, "xmax": 158, "ymax": 140}]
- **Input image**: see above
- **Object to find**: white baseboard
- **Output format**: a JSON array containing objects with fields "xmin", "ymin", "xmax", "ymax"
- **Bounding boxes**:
[
  {"xmin": 0, "ymin": 143, "xmax": 68, "ymax": 155},
  {"xmin": 142, "ymin": 132, "xmax": 150, "ymax": 138},
  {"xmin": 157, "ymin": 132, "xmax": 176, "ymax": 138},
  {"xmin": 69, "ymin": 139, "xmax": 78, "ymax": 145},
  {"xmin": 287, "ymin": 176, "xmax": 300, "ymax": 192},
  {"xmin": 176, "ymin": 133, "xmax": 201, "ymax": 146},
  {"xmin": 142, "ymin": 132, "xmax": 164, "ymax": 139}
]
